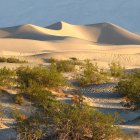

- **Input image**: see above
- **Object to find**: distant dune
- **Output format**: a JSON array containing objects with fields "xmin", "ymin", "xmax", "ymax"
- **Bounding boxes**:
[
  {"xmin": 1, "ymin": 22, "xmax": 140, "ymax": 44},
  {"xmin": 46, "ymin": 21, "xmax": 140, "ymax": 45},
  {"xmin": 0, "ymin": 21, "xmax": 140, "ymax": 68}
]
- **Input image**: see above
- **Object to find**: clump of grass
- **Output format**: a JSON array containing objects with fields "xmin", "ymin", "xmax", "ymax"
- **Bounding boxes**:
[
  {"xmin": 116, "ymin": 70, "xmax": 140, "ymax": 108},
  {"xmin": 109, "ymin": 62, "xmax": 125, "ymax": 78},
  {"xmin": 13, "ymin": 94, "xmax": 24, "ymax": 105},
  {"xmin": 0, "ymin": 57, "xmax": 7, "ymax": 62},
  {"xmin": 0, "ymin": 67, "xmax": 16, "ymax": 87},
  {"xmin": 7, "ymin": 57, "xmax": 27, "ymax": 63},
  {"xmin": 12, "ymin": 109, "xmax": 27, "ymax": 122},
  {"xmin": 55, "ymin": 60, "xmax": 75, "ymax": 72},
  {"xmin": 17, "ymin": 65, "xmax": 66, "ymax": 89},
  {"xmin": 0, "ymin": 57, "xmax": 27, "ymax": 63},
  {"xmin": 77, "ymin": 60, "xmax": 109, "ymax": 85}
]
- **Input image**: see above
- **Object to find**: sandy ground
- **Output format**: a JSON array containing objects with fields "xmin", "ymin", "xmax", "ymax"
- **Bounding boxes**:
[
  {"xmin": 0, "ymin": 22, "xmax": 140, "ymax": 69},
  {"xmin": 0, "ymin": 89, "xmax": 35, "ymax": 140}
]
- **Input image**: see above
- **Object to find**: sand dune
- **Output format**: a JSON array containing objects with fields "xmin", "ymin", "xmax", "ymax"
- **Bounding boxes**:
[
  {"xmin": 0, "ymin": 24, "xmax": 68, "ymax": 41},
  {"xmin": 1, "ymin": 21, "xmax": 140, "ymax": 45},
  {"xmin": 0, "ymin": 22, "xmax": 140, "ymax": 68},
  {"xmin": 46, "ymin": 21, "xmax": 140, "ymax": 45}
]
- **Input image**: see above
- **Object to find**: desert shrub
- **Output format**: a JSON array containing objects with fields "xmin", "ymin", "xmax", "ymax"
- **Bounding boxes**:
[
  {"xmin": 16, "ymin": 80, "xmax": 125, "ymax": 139},
  {"xmin": 17, "ymin": 65, "xmax": 66, "ymax": 89},
  {"xmin": 116, "ymin": 70, "xmax": 140, "ymax": 106},
  {"xmin": 12, "ymin": 109, "xmax": 27, "ymax": 122},
  {"xmin": 0, "ymin": 57, "xmax": 27, "ymax": 63},
  {"xmin": 15, "ymin": 78, "xmax": 127, "ymax": 140},
  {"xmin": 13, "ymin": 94, "xmax": 24, "ymax": 105},
  {"xmin": 0, "ymin": 67, "xmax": 16, "ymax": 87},
  {"xmin": 70, "ymin": 57, "xmax": 78, "ymax": 61},
  {"xmin": 0, "ymin": 104, "xmax": 4, "ymax": 120},
  {"xmin": 16, "ymin": 115, "xmax": 43, "ymax": 140},
  {"xmin": 54, "ymin": 104, "xmax": 125, "ymax": 140},
  {"xmin": 14, "ymin": 62, "xmax": 128, "ymax": 140},
  {"xmin": 16, "ymin": 102, "xmax": 127, "ymax": 140},
  {"xmin": 7, "ymin": 57, "xmax": 27, "ymax": 63},
  {"xmin": 77, "ymin": 60, "xmax": 109, "ymax": 85},
  {"xmin": 48, "ymin": 57, "xmax": 57, "ymax": 63},
  {"xmin": 0, "ymin": 57, "xmax": 7, "ymax": 62},
  {"xmin": 109, "ymin": 62, "xmax": 125, "ymax": 77},
  {"xmin": 55, "ymin": 60, "xmax": 75, "ymax": 72},
  {"xmin": 21, "ymin": 81, "xmax": 58, "ymax": 109},
  {"xmin": 69, "ymin": 57, "xmax": 82, "ymax": 65}
]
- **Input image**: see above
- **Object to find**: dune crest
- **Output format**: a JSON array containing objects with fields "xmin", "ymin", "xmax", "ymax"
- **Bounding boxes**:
[
  {"xmin": 0, "ymin": 22, "xmax": 140, "ymax": 68},
  {"xmin": 1, "ymin": 22, "xmax": 140, "ymax": 45}
]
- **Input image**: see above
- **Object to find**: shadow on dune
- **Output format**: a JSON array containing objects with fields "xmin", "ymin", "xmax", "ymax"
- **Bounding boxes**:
[
  {"xmin": 46, "ymin": 22, "xmax": 63, "ymax": 30},
  {"xmin": 4, "ymin": 33, "xmax": 68, "ymax": 41},
  {"xmin": 97, "ymin": 23, "xmax": 140, "ymax": 45},
  {"xmin": 0, "ymin": 128, "xmax": 17, "ymax": 140},
  {"xmin": 123, "ymin": 117, "xmax": 140, "ymax": 126},
  {"xmin": 0, "ymin": 91, "xmax": 14, "ymax": 104},
  {"xmin": 95, "ymin": 106, "xmax": 126, "ymax": 114}
]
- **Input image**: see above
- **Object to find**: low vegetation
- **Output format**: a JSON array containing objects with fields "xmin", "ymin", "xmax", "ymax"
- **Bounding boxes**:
[
  {"xmin": 17, "ymin": 65, "xmax": 66, "ymax": 89},
  {"xmin": 0, "ymin": 57, "xmax": 27, "ymax": 63},
  {"xmin": 77, "ymin": 60, "xmax": 109, "ymax": 85},
  {"xmin": 77, "ymin": 61, "xmax": 125, "ymax": 85},
  {"xmin": 13, "ymin": 94, "xmax": 24, "ymax": 105},
  {"xmin": 0, "ymin": 67, "xmax": 16, "ymax": 87},
  {"xmin": 116, "ymin": 70, "xmax": 140, "ymax": 107},
  {"xmin": 55, "ymin": 60, "xmax": 75, "ymax": 72},
  {"xmin": 0, "ymin": 59, "xmax": 131, "ymax": 139},
  {"xmin": 109, "ymin": 62, "xmax": 125, "ymax": 78},
  {"xmin": 49, "ymin": 58, "xmax": 82, "ymax": 73},
  {"xmin": 16, "ymin": 83, "xmax": 127, "ymax": 140}
]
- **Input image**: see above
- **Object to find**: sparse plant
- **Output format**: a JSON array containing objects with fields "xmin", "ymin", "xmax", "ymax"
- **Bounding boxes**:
[
  {"xmin": 17, "ymin": 65, "xmax": 66, "ymax": 89},
  {"xmin": 7, "ymin": 57, "xmax": 27, "ymax": 63},
  {"xmin": 70, "ymin": 57, "xmax": 78, "ymax": 61},
  {"xmin": 55, "ymin": 60, "xmax": 75, "ymax": 72},
  {"xmin": 13, "ymin": 94, "xmax": 24, "ymax": 105},
  {"xmin": 48, "ymin": 57, "xmax": 57, "ymax": 63},
  {"xmin": 0, "ymin": 57, "xmax": 27, "ymax": 63},
  {"xmin": 0, "ymin": 67, "xmax": 16, "ymax": 87},
  {"xmin": 12, "ymin": 109, "xmax": 27, "ymax": 122},
  {"xmin": 77, "ymin": 60, "xmax": 109, "ymax": 85},
  {"xmin": 109, "ymin": 62, "xmax": 125, "ymax": 78},
  {"xmin": 116, "ymin": 70, "xmax": 140, "ymax": 107},
  {"xmin": 0, "ymin": 57, "xmax": 7, "ymax": 62}
]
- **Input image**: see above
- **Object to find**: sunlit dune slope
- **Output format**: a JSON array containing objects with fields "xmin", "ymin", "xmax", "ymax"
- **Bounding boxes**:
[{"xmin": 1, "ymin": 22, "xmax": 140, "ymax": 45}]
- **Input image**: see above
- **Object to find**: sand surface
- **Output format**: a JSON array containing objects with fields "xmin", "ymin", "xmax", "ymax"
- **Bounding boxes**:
[{"xmin": 0, "ymin": 22, "xmax": 140, "ymax": 68}]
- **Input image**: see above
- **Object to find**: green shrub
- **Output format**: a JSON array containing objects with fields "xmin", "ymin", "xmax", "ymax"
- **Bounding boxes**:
[
  {"xmin": 48, "ymin": 57, "xmax": 57, "ymax": 63},
  {"xmin": 13, "ymin": 94, "xmax": 24, "ymax": 105},
  {"xmin": 15, "ymin": 71, "xmax": 127, "ymax": 139},
  {"xmin": 0, "ymin": 67, "xmax": 16, "ymax": 87},
  {"xmin": 55, "ymin": 60, "xmax": 75, "ymax": 72},
  {"xmin": 17, "ymin": 115, "xmax": 43, "ymax": 140},
  {"xmin": 21, "ymin": 81, "xmax": 58, "ymax": 109},
  {"xmin": 109, "ymin": 62, "xmax": 125, "ymax": 77},
  {"xmin": 0, "ymin": 57, "xmax": 7, "ymax": 62},
  {"xmin": 70, "ymin": 57, "xmax": 78, "ymax": 61},
  {"xmin": 0, "ymin": 57, "xmax": 27, "ymax": 63},
  {"xmin": 17, "ymin": 65, "xmax": 66, "ymax": 89},
  {"xmin": 77, "ymin": 60, "xmax": 109, "ymax": 85},
  {"xmin": 116, "ymin": 70, "xmax": 140, "ymax": 106},
  {"xmin": 17, "ymin": 103, "xmax": 127, "ymax": 140},
  {"xmin": 7, "ymin": 57, "xmax": 27, "ymax": 63}
]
